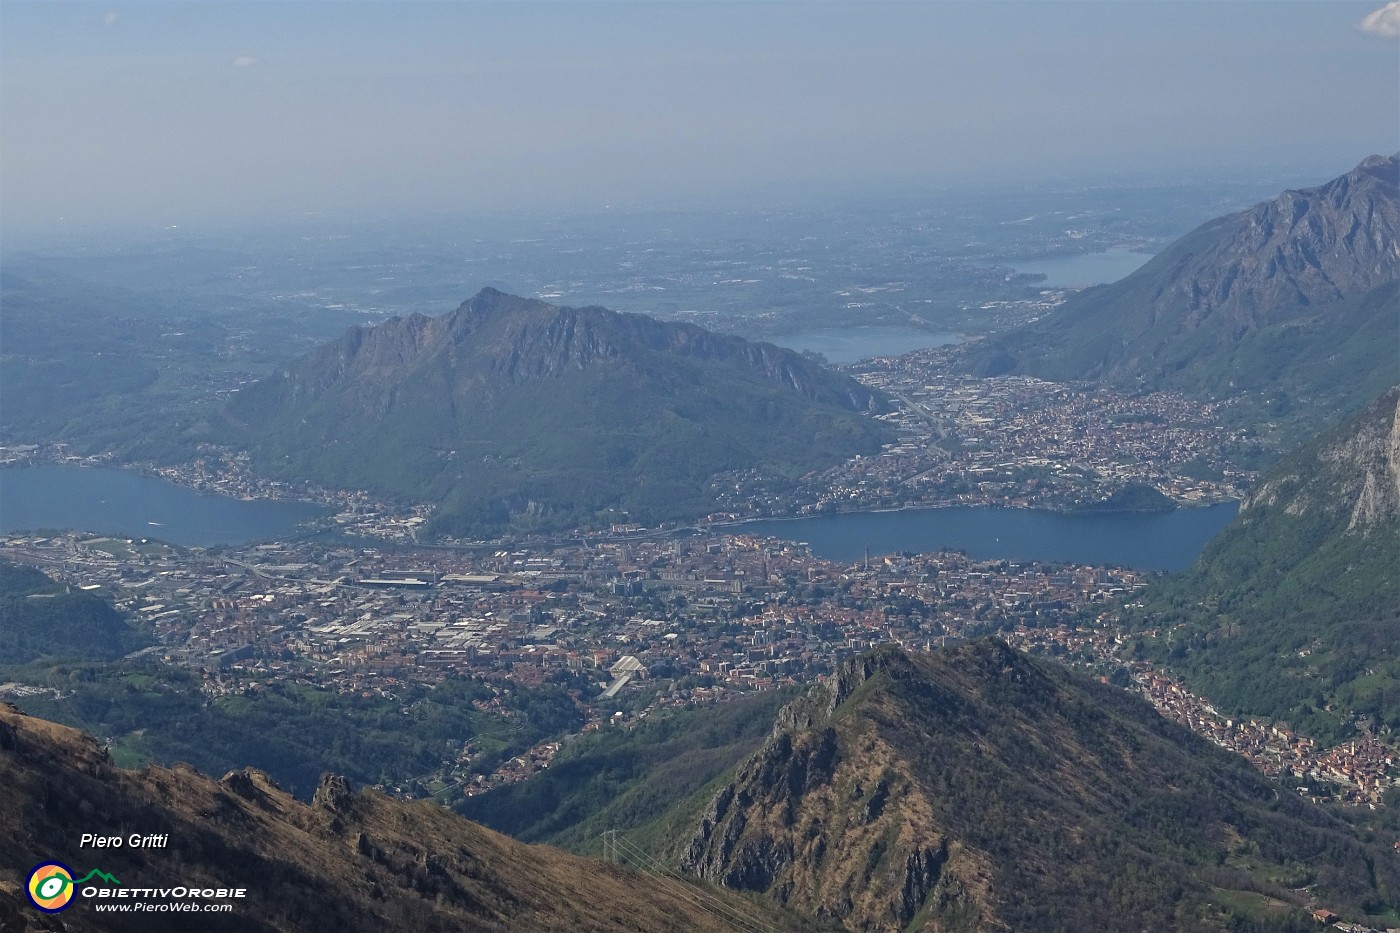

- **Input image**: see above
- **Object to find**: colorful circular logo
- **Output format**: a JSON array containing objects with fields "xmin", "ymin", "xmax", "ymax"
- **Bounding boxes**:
[{"xmin": 26, "ymin": 862, "xmax": 76, "ymax": 913}]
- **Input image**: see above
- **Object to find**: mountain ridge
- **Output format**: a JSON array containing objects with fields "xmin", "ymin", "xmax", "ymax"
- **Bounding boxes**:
[
  {"xmin": 262, "ymin": 288, "xmax": 882, "ymax": 410},
  {"xmin": 967, "ymin": 154, "xmax": 1400, "ymax": 438},
  {"xmin": 680, "ymin": 640, "xmax": 1399, "ymax": 932},
  {"xmin": 0, "ymin": 704, "xmax": 809, "ymax": 933}
]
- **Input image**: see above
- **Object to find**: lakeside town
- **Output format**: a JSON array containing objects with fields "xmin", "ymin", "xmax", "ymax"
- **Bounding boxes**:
[
  {"xmin": 4, "ymin": 510, "xmax": 1396, "ymax": 809},
  {"xmin": 711, "ymin": 348, "xmax": 1256, "ymax": 521},
  {"xmin": 2, "ymin": 350, "xmax": 1260, "ymax": 554},
  {"xmin": 0, "ymin": 354, "xmax": 1389, "ymax": 810}
]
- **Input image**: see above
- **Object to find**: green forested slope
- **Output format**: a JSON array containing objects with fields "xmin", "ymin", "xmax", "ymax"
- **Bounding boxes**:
[
  {"xmin": 1132, "ymin": 387, "xmax": 1400, "ymax": 742},
  {"xmin": 9, "ymin": 662, "xmax": 581, "ymax": 799},
  {"xmin": 459, "ymin": 688, "xmax": 795, "ymax": 856},
  {"xmin": 0, "ymin": 560, "xmax": 146, "ymax": 663},
  {"xmin": 224, "ymin": 288, "xmax": 890, "ymax": 536}
]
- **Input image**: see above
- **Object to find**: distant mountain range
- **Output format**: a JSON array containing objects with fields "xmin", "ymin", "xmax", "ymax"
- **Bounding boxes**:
[
  {"xmin": 223, "ymin": 288, "xmax": 889, "ymax": 536},
  {"xmin": 680, "ymin": 640, "xmax": 1399, "ymax": 932},
  {"xmin": 0, "ymin": 705, "xmax": 809, "ymax": 933},
  {"xmin": 1135, "ymin": 385, "xmax": 1400, "ymax": 743},
  {"xmin": 969, "ymin": 154, "xmax": 1400, "ymax": 440}
]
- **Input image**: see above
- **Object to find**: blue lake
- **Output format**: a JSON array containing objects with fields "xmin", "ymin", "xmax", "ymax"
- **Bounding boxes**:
[
  {"xmin": 772, "ymin": 326, "xmax": 962, "ymax": 364},
  {"xmin": 0, "ymin": 464, "xmax": 326, "ymax": 548},
  {"xmin": 736, "ymin": 502, "xmax": 1238, "ymax": 572},
  {"xmin": 1, "ymin": 464, "xmax": 1237, "ymax": 569},
  {"xmin": 1013, "ymin": 247, "xmax": 1153, "ymax": 288}
]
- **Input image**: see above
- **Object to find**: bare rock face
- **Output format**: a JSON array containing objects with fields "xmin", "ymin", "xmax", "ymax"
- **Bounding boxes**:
[
  {"xmin": 313, "ymin": 772, "xmax": 356, "ymax": 814},
  {"xmin": 1180, "ymin": 153, "xmax": 1400, "ymax": 323},
  {"xmin": 1243, "ymin": 385, "xmax": 1400, "ymax": 531},
  {"xmin": 1344, "ymin": 388, "xmax": 1400, "ymax": 529}
]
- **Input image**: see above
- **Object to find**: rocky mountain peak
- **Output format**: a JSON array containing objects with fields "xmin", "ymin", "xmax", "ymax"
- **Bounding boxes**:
[
  {"xmin": 1354, "ymin": 151, "xmax": 1399, "ymax": 176},
  {"xmin": 679, "ymin": 641, "xmax": 1398, "ymax": 931},
  {"xmin": 963, "ymin": 155, "xmax": 1400, "ymax": 434},
  {"xmin": 1182, "ymin": 152, "xmax": 1398, "ymax": 321},
  {"xmin": 223, "ymin": 289, "xmax": 889, "ymax": 536}
]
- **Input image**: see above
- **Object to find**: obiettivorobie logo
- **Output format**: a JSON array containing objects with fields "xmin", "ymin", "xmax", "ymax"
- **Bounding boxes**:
[
  {"xmin": 23, "ymin": 857, "xmax": 247, "ymax": 915},
  {"xmin": 25, "ymin": 862, "xmax": 121, "ymax": 913}
]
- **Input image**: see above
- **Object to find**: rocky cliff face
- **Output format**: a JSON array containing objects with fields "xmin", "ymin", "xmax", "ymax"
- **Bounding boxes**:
[
  {"xmin": 679, "ymin": 641, "xmax": 1399, "ymax": 932},
  {"xmin": 1172, "ymin": 153, "xmax": 1399, "ymax": 326},
  {"xmin": 680, "ymin": 647, "xmax": 976, "ymax": 931},
  {"xmin": 1244, "ymin": 385, "xmax": 1400, "ymax": 531},
  {"xmin": 682, "ymin": 647, "xmax": 995, "ymax": 932}
]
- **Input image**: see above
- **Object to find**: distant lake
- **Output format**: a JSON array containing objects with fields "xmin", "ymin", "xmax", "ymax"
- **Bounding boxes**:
[
  {"xmin": 1012, "ymin": 247, "xmax": 1153, "ymax": 288},
  {"xmin": 736, "ymin": 502, "xmax": 1238, "ymax": 572},
  {"xmin": 0, "ymin": 464, "xmax": 326, "ymax": 548},
  {"xmin": 772, "ymin": 326, "xmax": 962, "ymax": 364}
]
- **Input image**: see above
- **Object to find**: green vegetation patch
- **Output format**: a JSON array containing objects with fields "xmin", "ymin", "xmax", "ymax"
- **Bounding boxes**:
[
  {"xmin": 0, "ymin": 560, "xmax": 147, "ymax": 664},
  {"xmin": 8, "ymin": 661, "xmax": 581, "ymax": 798},
  {"xmin": 1130, "ymin": 390, "xmax": 1400, "ymax": 743},
  {"xmin": 459, "ymin": 688, "xmax": 795, "ymax": 857}
]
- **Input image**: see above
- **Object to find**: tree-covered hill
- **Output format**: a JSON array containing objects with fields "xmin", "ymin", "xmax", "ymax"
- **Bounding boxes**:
[
  {"xmin": 0, "ymin": 560, "xmax": 146, "ymax": 664},
  {"xmin": 222, "ymin": 288, "xmax": 891, "ymax": 536}
]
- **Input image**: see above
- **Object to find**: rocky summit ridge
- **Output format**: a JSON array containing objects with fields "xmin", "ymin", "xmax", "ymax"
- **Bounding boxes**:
[
  {"xmin": 680, "ymin": 640, "xmax": 1399, "ymax": 932},
  {"xmin": 0, "ymin": 704, "xmax": 804, "ymax": 933},
  {"xmin": 272, "ymin": 288, "xmax": 882, "ymax": 410}
]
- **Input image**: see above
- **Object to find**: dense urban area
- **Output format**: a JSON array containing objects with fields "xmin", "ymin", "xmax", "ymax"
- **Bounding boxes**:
[
  {"xmin": 1, "ymin": 348, "xmax": 1392, "ymax": 813},
  {"xmin": 2, "ymin": 377, "xmax": 1393, "ymax": 811}
]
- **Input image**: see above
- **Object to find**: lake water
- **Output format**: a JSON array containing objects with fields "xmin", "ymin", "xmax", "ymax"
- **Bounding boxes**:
[
  {"xmin": 1, "ymin": 464, "xmax": 1236, "ymax": 569},
  {"xmin": 1013, "ymin": 247, "xmax": 1153, "ymax": 288},
  {"xmin": 772, "ymin": 326, "xmax": 962, "ymax": 364},
  {"xmin": 736, "ymin": 502, "xmax": 1238, "ymax": 572},
  {"xmin": 0, "ymin": 464, "xmax": 326, "ymax": 548}
]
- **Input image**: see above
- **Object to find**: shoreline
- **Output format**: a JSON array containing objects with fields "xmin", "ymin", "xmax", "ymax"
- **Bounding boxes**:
[{"xmin": 1, "ymin": 453, "xmax": 1242, "ymax": 554}]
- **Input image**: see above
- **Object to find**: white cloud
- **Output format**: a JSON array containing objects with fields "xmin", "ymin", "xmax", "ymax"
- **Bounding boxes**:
[
  {"xmin": 230, "ymin": 55, "xmax": 259, "ymax": 68},
  {"xmin": 1360, "ymin": 2, "xmax": 1400, "ymax": 38},
  {"xmin": 103, "ymin": 11, "xmax": 118, "ymax": 26}
]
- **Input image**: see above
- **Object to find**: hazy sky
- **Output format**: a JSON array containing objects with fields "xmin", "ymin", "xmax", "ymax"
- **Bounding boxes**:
[{"xmin": 2, "ymin": 1, "xmax": 1396, "ymax": 234}]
